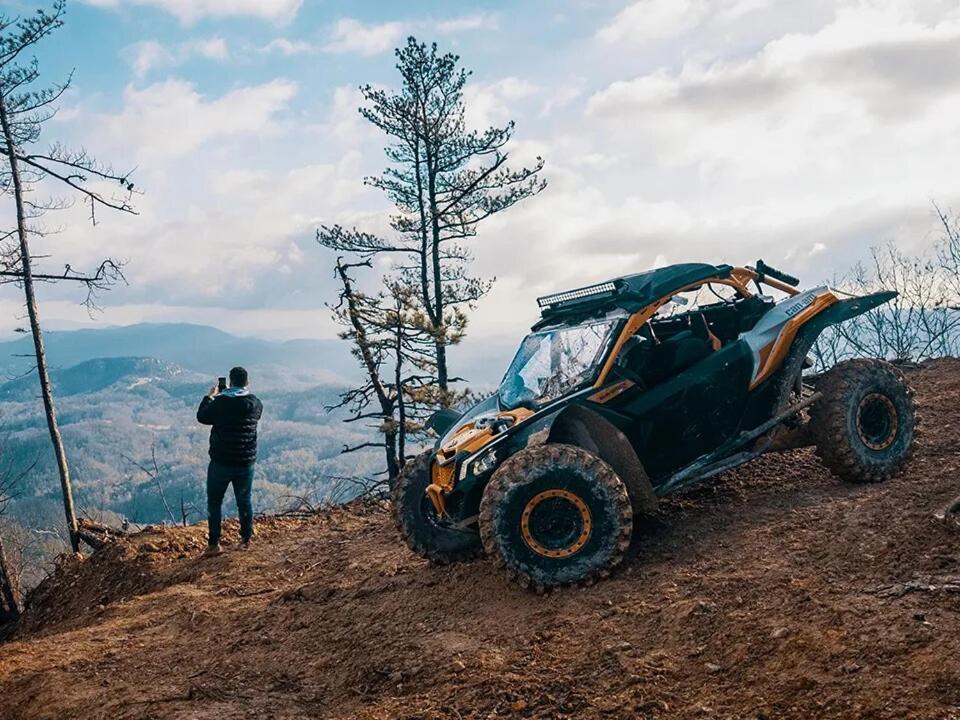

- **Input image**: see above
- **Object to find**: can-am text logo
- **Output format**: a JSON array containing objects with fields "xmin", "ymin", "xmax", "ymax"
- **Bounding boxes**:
[{"xmin": 784, "ymin": 294, "xmax": 816, "ymax": 318}]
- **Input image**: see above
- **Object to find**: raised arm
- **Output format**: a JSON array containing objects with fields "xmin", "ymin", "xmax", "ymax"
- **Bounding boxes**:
[{"xmin": 197, "ymin": 394, "xmax": 221, "ymax": 425}]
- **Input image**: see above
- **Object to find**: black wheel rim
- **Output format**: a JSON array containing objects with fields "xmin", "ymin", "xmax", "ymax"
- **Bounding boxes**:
[
  {"xmin": 857, "ymin": 392, "xmax": 898, "ymax": 450},
  {"xmin": 520, "ymin": 489, "xmax": 592, "ymax": 559}
]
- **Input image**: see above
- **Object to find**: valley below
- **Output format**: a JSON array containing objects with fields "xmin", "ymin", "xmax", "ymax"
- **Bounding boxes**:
[{"xmin": 0, "ymin": 323, "xmax": 385, "ymax": 586}]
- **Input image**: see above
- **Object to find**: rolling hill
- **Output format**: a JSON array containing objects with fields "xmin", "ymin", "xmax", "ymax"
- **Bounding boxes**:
[
  {"xmin": 0, "ymin": 356, "xmax": 196, "ymax": 401},
  {"xmin": 0, "ymin": 323, "xmax": 357, "ymax": 387},
  {"xmin": 0, "ymin": 351, "xmax": 382, "ymax": 551}
]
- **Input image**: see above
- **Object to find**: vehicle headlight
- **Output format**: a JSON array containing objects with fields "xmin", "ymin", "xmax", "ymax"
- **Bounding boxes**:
[{"xmin": 471, "ymin": 448, "xmax": 500, "ymax": 477}]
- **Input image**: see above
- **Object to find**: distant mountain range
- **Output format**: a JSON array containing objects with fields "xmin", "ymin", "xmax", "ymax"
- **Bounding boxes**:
[
  {"xmin": 0, "ymin": 323, "xmax": 518, "ymax": 541},
  {"xmin": 0, "ymin": 322, "xmax": 515, "ymax": 392},
  {"xmin": 0, "ymin": 349, "xmax": 380, "ymax": 529},
  {"xmin": 0, "ymin": 323, "xmax": 356, "ymax": 388},
  {"xmin": 0, "ymin": 356, "xmax": 199, "ymax": 401}
]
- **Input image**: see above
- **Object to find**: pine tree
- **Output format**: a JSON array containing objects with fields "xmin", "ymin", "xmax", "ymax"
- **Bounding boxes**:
[{"xmin": 318, "ymin": 37, "xmax": 546, "ymax": 401}]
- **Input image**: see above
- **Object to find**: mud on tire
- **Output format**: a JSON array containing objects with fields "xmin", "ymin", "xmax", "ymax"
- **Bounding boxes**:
[
  {"xmin": 391, "ymin": 451, "xmax": 482, "ymax": 564},
  {"xmin": 810, "ymin": 359, "xmax": 917, "ymax": 483},
  {"xmin": 479, "ymin": 444, "xmax": 633, "ymax": 591}
]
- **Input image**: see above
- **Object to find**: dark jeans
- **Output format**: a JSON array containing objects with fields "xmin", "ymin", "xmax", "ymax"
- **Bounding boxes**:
[{"xmin": 207, "ymin": 460, "xmax": 255, "ymax": 546}]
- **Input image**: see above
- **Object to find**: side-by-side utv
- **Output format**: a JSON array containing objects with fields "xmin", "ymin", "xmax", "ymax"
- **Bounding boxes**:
[{"xmin": 392, "ymin": 261, "xmax": 917, "ymax": 590}]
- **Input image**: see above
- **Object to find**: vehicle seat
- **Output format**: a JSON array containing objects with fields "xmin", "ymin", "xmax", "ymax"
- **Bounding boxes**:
[
  {"xmin": 697, "ymin": 304, "xmax": 739, "ymax": 344},
  {"xmin": 624, "ymin": 329, "xmax": 713, "ymax": 386},
  {"xmin": 690, "ymin": 312, "xmax": 722, "ymax": 350},
  {"xmin": 734, "ymin": 295, "xmax": 776, "ymax": 332}
]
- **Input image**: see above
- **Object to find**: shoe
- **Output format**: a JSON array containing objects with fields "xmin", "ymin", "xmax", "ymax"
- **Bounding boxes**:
[
  {"xmin": 202, "ymin": 544, "xmax": 223, "ymax": 558},
  {"xmin": 239, "ymin": 539, "xmax": 251, "ymax": 550}
]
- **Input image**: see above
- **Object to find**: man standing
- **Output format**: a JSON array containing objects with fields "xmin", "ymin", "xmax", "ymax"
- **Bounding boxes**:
[{"xmin": 197, "ymin": 366, "xmax": 263, "ymax": 557}]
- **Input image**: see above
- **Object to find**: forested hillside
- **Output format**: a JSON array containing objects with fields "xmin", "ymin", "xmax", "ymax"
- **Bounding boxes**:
[
  {"xmin": 0, "ymin": 324, "xmax": 396, "ymax": 587},
  {"xmin": 0, "ymin": 323, "xmax": 357, "ymax": 385}
]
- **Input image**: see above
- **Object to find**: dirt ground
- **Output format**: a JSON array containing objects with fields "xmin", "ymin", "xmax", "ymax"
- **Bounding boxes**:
[{"xmin": 2, "ymin": 360, "xmax": 960, "ymax": 720}]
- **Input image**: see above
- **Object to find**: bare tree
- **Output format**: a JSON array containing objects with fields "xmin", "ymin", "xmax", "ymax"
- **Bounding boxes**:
[
  {"xmin": 121, "ymin": 445, "xmax": 178, "ymax": 526},
  {"xmin": 935, "ymin": 201, "xmax": 960, "ymax": 301},
  {"xmin": 327, "ymin": 257, "xmax": 435, "ymax": 482},
  {"xmin": 319, "ymin": 37, "xmax": 546, "ymax": 400},
  {"xmin": 0, "ymin": 2, "xmax": 137, "ymax": 552},
  {"xmin": 811, "ymin": 206, "xmax": 960, "ymax": 371},
  {"xmin": 0, "ymin": 429, "xmax": 36, "ymax": 624},
  {"xmin": 0, "ymin": 532, "xmax": 21, "ymax": 624}
]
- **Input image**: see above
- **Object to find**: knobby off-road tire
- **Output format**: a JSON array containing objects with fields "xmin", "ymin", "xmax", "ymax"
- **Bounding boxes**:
[
  {"xmin": 391, "ymin": 451, "xmax": 482, "ymax": 564},
  {"xmin": 479, "ymin": 444, "xmax": 633, "ymax": 591},
  {"xmin": 809, "ymin": 359, "xmax": 917, "ymax": 483}
]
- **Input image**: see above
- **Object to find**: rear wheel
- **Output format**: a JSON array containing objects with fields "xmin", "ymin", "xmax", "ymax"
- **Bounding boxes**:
[
  {"xmin": 392, "ymin": 451, "xmax": 482, "ymax": 563},
  {"xmin": 479, "ymin": 444, "xmax": 632, "ymax": 590},
  {"xmin": 810, "ymin": 359, "xmax": 916, "ymax": 483}
]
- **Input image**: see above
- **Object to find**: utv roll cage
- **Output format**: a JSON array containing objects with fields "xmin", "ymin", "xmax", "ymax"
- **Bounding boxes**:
[{"xmin": 533, "ymin": 261, "xmax": 803, "ymax": 330}]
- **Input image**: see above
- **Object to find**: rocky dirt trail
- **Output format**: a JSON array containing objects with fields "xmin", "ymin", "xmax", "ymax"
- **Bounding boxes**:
[{"xmin": 2, "ymin": 361, "xmax": 960, "ymax": 720}]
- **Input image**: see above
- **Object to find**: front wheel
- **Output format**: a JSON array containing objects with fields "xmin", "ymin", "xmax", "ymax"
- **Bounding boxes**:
[
  {"xmin": 479, "ymin": 444, "xmax": 633, "ymax": 591},
  {"xmin": 392, "ymin": 451, "xmax": 482, "ymax": 563},
  {"xmin": 809, "ymin": 359, "xmax": 917, "ymax": 483}
]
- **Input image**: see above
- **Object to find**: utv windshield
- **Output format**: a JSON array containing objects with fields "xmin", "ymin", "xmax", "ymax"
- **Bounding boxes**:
[{"xmin": 498, "ymin": 318, "xmax": 621, "ymax": 410}]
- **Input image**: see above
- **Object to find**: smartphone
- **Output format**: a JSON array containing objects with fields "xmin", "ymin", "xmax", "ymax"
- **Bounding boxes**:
[{"xmin": 217, "ymin": 377, "xmax": 227, "ymax": 392}]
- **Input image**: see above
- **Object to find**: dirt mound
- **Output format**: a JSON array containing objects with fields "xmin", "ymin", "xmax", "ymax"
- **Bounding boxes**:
[{"xmin": 2, "ymin": 361, "xmax": 960, "ymax": 720}]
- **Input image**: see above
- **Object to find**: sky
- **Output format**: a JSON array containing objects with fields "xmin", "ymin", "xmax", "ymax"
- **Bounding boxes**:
[{"xmin": 1, "ymin": 0, "xmax": 959, "ymax": 348}]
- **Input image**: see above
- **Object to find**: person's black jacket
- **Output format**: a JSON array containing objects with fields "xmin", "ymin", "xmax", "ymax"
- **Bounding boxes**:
[{"xmin": 197, "ymin": 391, "xmax": 263, "ymax": 466}]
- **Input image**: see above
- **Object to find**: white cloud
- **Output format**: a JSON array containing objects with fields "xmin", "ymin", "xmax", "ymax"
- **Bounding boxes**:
[
  {"xmin": 322, "ymin": 14, "xmax": 500, "ymax": 56},
  {"xmin": 323, "ymin": 18, "xmax": 406, "ymax": 56},
  {"xmin": 125, "ymin": 37, "xmax": 229, "ymax": 78},
  {"xmin": 98, "ymin": 78, "xmax": 297, "ymax": 163},
  {"xmin": 127, "ymin": 40, "xmax": 173, "ymax": 78},
  {"xmin": 31, "ymin": 86, "xmax": 372, "ymax": 335},
  {"xmin": 435, "ymin": 13, "xmax": 498, "ymax": 34},
  {"xmin": 260, "ymin": 38, "xmax": 315, "ymax": 56},
  {"xmin": 540, "ymin": 83, "xmax": 583, "ymax": 118},
  {"xmin": 586, "ymin": 2, "xmax": 960, "ymax": 188},
  {"xmin": 82, "ymin": 0, "xmax": 302, "ymax": 24},
  {"xmin": 596, "ymin": 0, "xmax": 710, "ymax": 43},
  {"xmin": 185, "ymin": 37, "xmax": 229, "ymax": 61},
  {"xmin": 319, "ymin": 86, "xmax": 376, "ymax": 147},
  {"xmin": 465, "ymin": 77, "xmax": 540, "ymax": 130}
]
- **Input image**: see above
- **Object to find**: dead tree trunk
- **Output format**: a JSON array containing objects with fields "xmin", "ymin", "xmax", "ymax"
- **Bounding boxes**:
[
  {"xmin": 0, "ymin": 92, "xmax": 79, "ymax": 553},
  {"xmin": 0, "ymin": 533, "xmax": 20, "ymax": 624},
  {"xmin": 334, "ymin": 258, "xmax": 401, "ymax": 480}
]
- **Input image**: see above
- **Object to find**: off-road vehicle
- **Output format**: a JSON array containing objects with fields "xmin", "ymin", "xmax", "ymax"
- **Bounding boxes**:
[{"xmin": 393, "ymin": 261, "xmax": 917, "ymax": 589}]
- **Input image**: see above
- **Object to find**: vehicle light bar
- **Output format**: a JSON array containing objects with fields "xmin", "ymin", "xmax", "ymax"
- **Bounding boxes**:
[{"xmin": 537, "ymin": 281, "xmax": 618, "ymax": 310}]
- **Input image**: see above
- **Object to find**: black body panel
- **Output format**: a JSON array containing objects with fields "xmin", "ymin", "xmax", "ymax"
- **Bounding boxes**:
[{"xmin": 603, "ymin": 340, "xmax": 755, "ymax": 482}]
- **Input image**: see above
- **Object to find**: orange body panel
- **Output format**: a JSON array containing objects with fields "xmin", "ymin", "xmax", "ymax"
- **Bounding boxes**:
[
  {"xmin": 432, "ymin": 408, "xmax": 534, "ymax": 492},
  {"xmin": 588, "ymin": 379, "xmax": 635, "ymax": 404}
]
